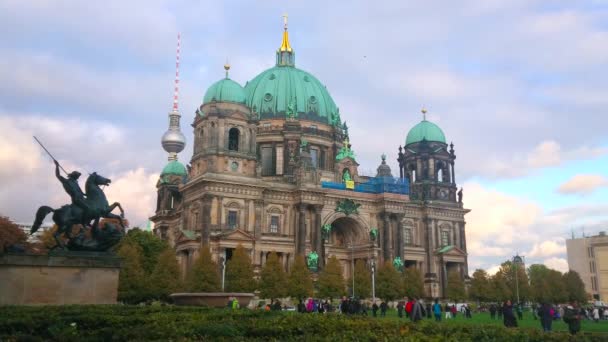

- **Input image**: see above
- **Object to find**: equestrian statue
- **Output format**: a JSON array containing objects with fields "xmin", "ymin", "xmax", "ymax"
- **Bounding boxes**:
[{"xmin": 30, "ymin": 137, "xmax": 126, "ymax": 252}]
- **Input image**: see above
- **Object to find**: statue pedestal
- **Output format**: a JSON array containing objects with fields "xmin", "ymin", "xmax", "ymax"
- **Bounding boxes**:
[{"xmin": 0, "ymin": 253, "xmax": 121, "ymax": 305}]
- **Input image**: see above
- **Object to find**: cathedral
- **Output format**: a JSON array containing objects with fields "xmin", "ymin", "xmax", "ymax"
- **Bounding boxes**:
[{"xmin": 151, "ymin": 21, "xmax": 470, "ymax": 298}]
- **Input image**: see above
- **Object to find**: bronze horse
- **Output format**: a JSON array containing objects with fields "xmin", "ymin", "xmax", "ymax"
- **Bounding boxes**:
[{"xmin": 31, "ymin": 172, "xmax": 125, "ymax": 251}]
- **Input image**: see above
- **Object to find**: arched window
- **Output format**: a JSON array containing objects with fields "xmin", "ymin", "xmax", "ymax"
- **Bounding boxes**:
[{"xmin": 228, "ymin": 127, "xmax": 239, "ymax": 151}]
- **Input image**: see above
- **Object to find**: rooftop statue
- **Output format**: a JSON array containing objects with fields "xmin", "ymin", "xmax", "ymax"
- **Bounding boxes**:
[{"xmin": 30, "ymin": 137, "xmax": 126, "ymax": 252}]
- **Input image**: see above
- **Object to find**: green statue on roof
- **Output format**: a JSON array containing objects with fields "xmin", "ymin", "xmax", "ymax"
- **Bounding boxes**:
[{"xmin": 286, "ymin": 98, "xmax": 297, "ymax": 120}]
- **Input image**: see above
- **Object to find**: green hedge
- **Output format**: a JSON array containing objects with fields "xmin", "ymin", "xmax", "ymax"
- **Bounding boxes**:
[{"xmin": 0, "ymin": 305, "xmax": 605, "ymax": 341}]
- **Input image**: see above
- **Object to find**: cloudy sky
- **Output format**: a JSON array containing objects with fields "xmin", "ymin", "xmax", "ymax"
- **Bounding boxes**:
[{"xmin": 1, "ymin": 1, "xmax": 607, "ymax": 275}]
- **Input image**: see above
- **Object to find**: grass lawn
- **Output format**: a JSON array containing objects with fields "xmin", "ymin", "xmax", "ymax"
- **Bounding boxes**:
[{"xmin": 381, "ymin": 309, "xmax": 608, "ymax": 333}]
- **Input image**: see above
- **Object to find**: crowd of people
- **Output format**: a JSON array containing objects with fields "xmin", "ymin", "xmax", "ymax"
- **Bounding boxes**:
[{"xmin": 252, "ymin": 296, "xmax": 604, "ymax": 335}]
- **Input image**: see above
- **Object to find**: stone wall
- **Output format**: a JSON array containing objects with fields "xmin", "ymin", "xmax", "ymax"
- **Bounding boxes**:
[{"xmin": 0, "ymin": 253, "xmax": 121, "ymax": 305}]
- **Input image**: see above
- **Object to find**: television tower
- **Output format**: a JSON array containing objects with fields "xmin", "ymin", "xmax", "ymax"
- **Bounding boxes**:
[{"xmin": 161, "ymin": 33, "xmax": 186, "ymax": 161}]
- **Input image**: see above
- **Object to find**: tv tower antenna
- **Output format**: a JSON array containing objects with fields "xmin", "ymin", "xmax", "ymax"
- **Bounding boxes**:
[
  {"xmin": 161, "ymin": 33, "xmax": 186, "ymax": 161},
  {"xmin": 173, "ymin": 33, "xmax": 181, "ymax": 111}
]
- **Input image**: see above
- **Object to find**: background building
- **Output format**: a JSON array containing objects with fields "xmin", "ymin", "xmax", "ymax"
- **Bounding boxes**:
[
  {"xmin": 151, "ymin": 21, "xmax": 470, "ymax": 298},
  {"xmin": 566, "ymin": 231, "xmax": 608, "ymax": 301}
]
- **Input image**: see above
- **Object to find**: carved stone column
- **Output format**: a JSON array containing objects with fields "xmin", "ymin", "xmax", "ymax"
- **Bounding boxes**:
[
  {"xmin": 313, "ymin": 204, "xmax": 324, "ymax": 268},
  {"xmin": 425, "ymin": 218, "xmax": 434, "ymax": 275},
  {"xmin": 201, "ymin": 196, "xmax": 213, "ymax": 246},
  {"xmin": 396, "ymin": 214, "xmax": 404, "ymax": 261},
  {"xmin": 254, "ymin": 200, "xmax": 263, "ymax": 240},
  {"xmin": 460, "ymin": 221, "xmax": 468, "ymax": 276},
  {"xmin": 382, "ymin": 212, "xmax": 391, "ymax": 262},
  {"xmin": 297, "ymin": 204, "xmax": 307, "ymax": 255}
]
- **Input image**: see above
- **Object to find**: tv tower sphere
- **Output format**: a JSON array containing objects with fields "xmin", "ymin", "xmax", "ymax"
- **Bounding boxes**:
[{"xmin": 161, "ymin": 125, "xmax": 186, "ymax": 154}]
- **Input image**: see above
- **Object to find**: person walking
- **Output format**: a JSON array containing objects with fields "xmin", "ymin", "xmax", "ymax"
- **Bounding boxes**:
[
  {"xmin": 489, "ymin": 304, "xmax": 497, "ymax": 319},
  {"xmin": 540, "ymin": 302, "xmax": 553, "ymax": 332},
  {"xmin": 516, "ymin": 303, "xmax": 523, "ymax": 320},
  {"xmin": 410, "ymin": 297, "xmax": 423, "ymax": 322},
  {"xmin": 592, "ymin": 307, "xmax": 600, "ymax": 323},
  {"xmin": 445, "ymin": 303, "xmax": 452, "ymax": 319},
  {"xmin": 426, "ymin": 301, "xmax": 432, "ymax": 319},
  {"xmin": 380, "ymin": 301, "xmax": 388, "ymax": 317},
  {"xmin": 372, "ymin": 302, "xmax": 378, "ymax": 317},
  {"xmin": 433, "ymin": 298, "xmax": 442, "ymax": 322},
  {"xmin": 397, "ymin": 301, "xmax": 405, "ymax": 318},
  {"xmin": 503, "ymin": 300, "xmax": 518, "ymax": 328},
  {"xmin": 451, "ymin": 305, "xmax": 457, "ymax": 318},
  {"xmin": 564, "ymin": 301, "xmax": 582, "ymax": 335}
]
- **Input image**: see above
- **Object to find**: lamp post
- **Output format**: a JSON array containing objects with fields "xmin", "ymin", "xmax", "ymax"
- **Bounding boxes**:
[
  {"xmin": 513, "ymin": 255, "xmax": 523, "ymax": 304},
  {"xmin": 371, "ymin": 259, "xmax": 376, "ymax": 303},
  {"xmin": 220, "ymin": 255, "xmax": 226, "ymax": 292}
]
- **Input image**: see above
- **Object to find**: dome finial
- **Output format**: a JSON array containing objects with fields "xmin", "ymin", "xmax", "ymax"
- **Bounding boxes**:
[
  {"xmin": 279, "ymin": 13, "xmax": 292, "ymax": 52},
  {"xmin": 421, "ymin": 107, "xmax": 427, "ymax": 121},
  {"xmin": 224, "ymin": 59, "xmax": 231, "ymax": 78}
]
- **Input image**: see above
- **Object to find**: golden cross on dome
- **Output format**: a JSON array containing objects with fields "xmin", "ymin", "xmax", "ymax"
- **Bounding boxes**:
[
  {"xmin": 421, "ymin": 107, "xmax": 427, "ymax": 120},
  {"xmin": 282, "ymin": 13, "xmax": 288, "ymax": 30}
]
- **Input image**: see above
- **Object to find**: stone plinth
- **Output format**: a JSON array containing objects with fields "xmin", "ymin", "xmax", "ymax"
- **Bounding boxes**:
[
  {"xmin": 170, "ymin": 292, "xmax": 254, "ymax": 308},
  {"xmin": 0, "ymin": 253, "xmax": 121, "ymax": 305}
]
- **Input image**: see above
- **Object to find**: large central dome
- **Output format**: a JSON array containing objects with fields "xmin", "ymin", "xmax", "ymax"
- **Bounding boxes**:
[{"xmin": 244, "ymin": 24, "xmax": 339, "ymax": 125}]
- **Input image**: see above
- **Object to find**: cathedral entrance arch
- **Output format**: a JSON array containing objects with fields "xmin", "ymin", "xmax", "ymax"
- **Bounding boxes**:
[
  {"xmin": 322, "ymin": 213, "xmax": 372, "ymax": 280},
  {"xmin": 329, "ymin": 216, "xmax": 366, "ymax": 246}
]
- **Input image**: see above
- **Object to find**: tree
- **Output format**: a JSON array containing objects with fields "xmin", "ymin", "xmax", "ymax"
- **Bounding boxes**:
[
  {"xmin": 563, "ymin": 270, "xmax": 587, "ymax": 303},
  {"xmin": 497, "ymin": 260, "xmax": 530, "ymax": 302},
  {"xmin": 528, "ymin": 264, "xmax": 567, "ymax": 304},
  {"xmin": 469, "ymin": 269, "xmax": 491, "ymax": 302},
  {"xmin": 376, "ymin": 261, "xmax": 403, "ymax": 301},
  {"xmin": 0, "ymin": 216, "xmax": 29, "ymax": 253},
  {"xmin": 186, "ymin": 245, "xmax": 220, "ymax": 292},
  {"xmin": 116, "ymin": 240, "xmax": 146, "ymax": 303},
  {"xmin": 258, "ymin": 252, "xmax": 287, "ymax": 301},
  {"xmin": 150, "ymin": 248, "xmax": 182, "ymax": 301},
  {"xmin": 403, "ymin": 267, "xmax": 424, "ymax": 299},
  {"xmin": 287, "ymin": 256, "xmax": 313, "ymax": 301},
  {"xmin": 118, "ymin": 228, "xmax": 168, "ymax": 274},
  {"xmin": 318, "ymin": 255, "xmax": 346, "ymax": 300},
  {"xmin": 349, "ymin": 259, "xmax": 371, "ymax": 299},
  {"xmin": 225, "ymin": 244, "xmax": 256, "ymax": 292},
  {"xmin": 489, "ymin": 272, "xmax": 510, "ymax": 302},
  {"xmin": 528, "ymin": 264, "xmax": 550, "ymax": 303},
  {"xmin": 446, "ymin": 270, "xmax": 466, "ymax": 301}
]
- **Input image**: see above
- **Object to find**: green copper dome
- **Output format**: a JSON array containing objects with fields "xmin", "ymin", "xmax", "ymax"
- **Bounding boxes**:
[
  {"xmin": 245, "ymin": 66, "xmax": 339, "ymax": 124},
  {"xmin": 161, "ymin": 160, "xmax": 187, "ymax": 176},
  {"xmin": 405, "ymin": 120, "xmax": 446, "ymax": 145},
  {"xmin": 203, "ymin": 77, "xmax": 247, "ymax": 105}
]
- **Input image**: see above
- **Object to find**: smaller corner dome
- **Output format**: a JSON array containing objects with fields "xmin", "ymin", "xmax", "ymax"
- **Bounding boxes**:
[
  {"xmin": 203, "ymin": 78, "xmax": 247, "ymax": 105},
  {"xmin": 405, "ymin": 120, "xmax": 446, "ymax": 145},
  {"xmin": 161, "ymin": 160, "xmax": 187, "ymax": 176}
]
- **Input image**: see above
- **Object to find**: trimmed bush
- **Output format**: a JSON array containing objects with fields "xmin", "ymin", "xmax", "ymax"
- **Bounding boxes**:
[{"xmin": 1, "ymin": 306, "xmax": 606, "ymax": 341}]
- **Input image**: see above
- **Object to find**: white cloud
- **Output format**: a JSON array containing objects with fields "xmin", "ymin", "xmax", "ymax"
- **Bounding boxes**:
[
  {"xmin": 104, "ymin": 168, "xmax": 159, "ymax": 227},
  {"xmin": 527, "ymin": 240, "xmax": 567, "ymax": 258},
  {"xmin": 486, "ymin": 265, "xmax": 501, "ymax": 276},
  {"xmin": 544, "ymin": 257, "xmax": 569, "ymax": 273},
  {"xmin": 482, "ymin": 141, "xmax": 608, "ymax": 179},
  {"xmin": 557, "ymin": 174, "xmax": 608, "ymax": 195}
]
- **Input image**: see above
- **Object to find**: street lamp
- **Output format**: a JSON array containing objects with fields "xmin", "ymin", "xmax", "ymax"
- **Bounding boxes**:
[
  {"xmin": 220, "ymin": 255, "xmax": 226, "ymax": 292},
  {"xmin": 513, "ymin": 254, "xmax": 523, "ymax": 304},
  {"xmin": 371, "ymin": 259, "xmax": 376, "ymax": 303}
]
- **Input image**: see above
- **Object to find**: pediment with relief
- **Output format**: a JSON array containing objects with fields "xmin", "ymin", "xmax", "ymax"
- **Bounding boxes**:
[{"xmin": 215, "ymin": 229, "xmax": 255, "ymax": 241}]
